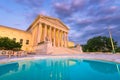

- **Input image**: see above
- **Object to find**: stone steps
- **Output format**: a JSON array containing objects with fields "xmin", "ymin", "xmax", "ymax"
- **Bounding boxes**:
[{"xmin": 52, "ymin": 47, "xmax": 81, "ymax": 54}]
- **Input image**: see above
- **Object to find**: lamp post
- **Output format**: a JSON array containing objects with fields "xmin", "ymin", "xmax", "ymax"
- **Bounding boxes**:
[{"xmin": 108, "ymin": 27, "xmax": 115, "ymax": 54}]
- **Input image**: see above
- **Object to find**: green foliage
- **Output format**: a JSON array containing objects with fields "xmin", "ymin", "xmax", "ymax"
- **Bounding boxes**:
[
  {"xmin": 82, "ymin": 36, "xmax": 118, "ymax": 52},
  {"xmin": 116, "ymin": 47, "xmax": 120, "ymax": 52},
  {"xmin": 0, "ymin": 37, "xmax": 22, "ymax": 50}
]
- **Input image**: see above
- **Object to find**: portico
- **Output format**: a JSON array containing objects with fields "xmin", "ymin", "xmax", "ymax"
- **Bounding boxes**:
[
  {"xmin": 27, "ymin": 15, "xmax": 69, "ymax": 48},
  {"xmin": 37, "ymin": 23, "xmax": 68, "ymax": 47}
]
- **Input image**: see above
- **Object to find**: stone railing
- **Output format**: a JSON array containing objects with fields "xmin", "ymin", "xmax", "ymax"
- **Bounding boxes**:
[
  {"xmin": 0, "ymin": 50, "xmax": 28, "ymax": 58},
  {"xmin": 34, "ymin": 41, "xmax": 53, "ymax": 54}
]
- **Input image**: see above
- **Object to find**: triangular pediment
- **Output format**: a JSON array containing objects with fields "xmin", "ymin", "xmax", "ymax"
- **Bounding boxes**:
[
  {"xmin": 39, "ymin": 15, "xmax": 69, "ymax": 30},
  {"xmin": 27, "ymin": 15, "xmax": 69, "ymax": 31}
]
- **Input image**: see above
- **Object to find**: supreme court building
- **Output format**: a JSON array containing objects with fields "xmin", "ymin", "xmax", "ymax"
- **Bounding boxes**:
[{"xmin": 0, "ymin": 15, "xmax": 74, "ymax": 52}]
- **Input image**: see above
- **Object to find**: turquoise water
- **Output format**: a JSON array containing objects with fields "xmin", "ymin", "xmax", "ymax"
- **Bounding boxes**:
[{"xmin": 0, "ymin": 59, "xmax": 120, "ymax": 80}]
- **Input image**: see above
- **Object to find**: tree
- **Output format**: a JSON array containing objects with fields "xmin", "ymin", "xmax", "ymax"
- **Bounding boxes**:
[
  {"xmin": 82, "ymin": 36, "xmax": 118, "ymax": 52},
  {"xmin": 0, "ymin": 37, "xmax": 22, "ymax": 50},
  {"xmin": 116, "ymin": 47, "xmax": 120, "ymax": 52}
]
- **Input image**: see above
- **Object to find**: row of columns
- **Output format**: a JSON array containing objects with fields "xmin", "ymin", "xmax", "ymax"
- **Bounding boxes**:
[{"xmin": 35, "ymin": 23, "xmax": 68, "ymax": 47}]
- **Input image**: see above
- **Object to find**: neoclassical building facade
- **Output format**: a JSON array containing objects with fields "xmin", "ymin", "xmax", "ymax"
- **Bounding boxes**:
[{"xmin": 0, "ymin": 15, "xmax": 74, "ymax": 52}]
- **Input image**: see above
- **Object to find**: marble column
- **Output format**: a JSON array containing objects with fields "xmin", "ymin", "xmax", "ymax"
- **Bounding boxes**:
[
  {"xmin": 64, "ymin": 33, "xmax": 68, "ymax": 47},
  {"xmin": 41, "ymin": 24, "xmax": 44, "ymax": 42},
  {"xmin": 57, "ymin": 30, "xmax": 60, "ymax": 47},
  {"xmin": 63, "ymin": 32, "xmax": 65, "ymax": 47},
  {"xmin": 46, "ymin": 25, "xmax": 48, "ymax": 38},
  {"xmin": 53, "ymin": 28, "xmax": 56, "ymax": 47},
  {"xmin": 64, "ymin": 32, "xmax": 66, "ymax": 47},
  {"xmin": 44, "ymin": 24, "xmax": 47, "ymax": 41},
  {"xmin": 55, "ymin": 29, "xmax": 58, "ymax": 47},
  {"xmin": 61, "ymin": 31, "xmax": 63, "ymax": 47},
  {"xmin": 49, "ymin": 26, "xmax": 52, "ymax": 42},
  {"xmin": 61, "ymin": 31, "xmax": 64, "ymax": 47},
  {"xmin": 35, "ymin": 24, "xmax": 39, "ymax": 45},
  {"xmin": 59, "ymin": 30, "xmax": 62, "ymax": 47},
  {"xmin": 37, "ymin": 23, "xmax": 42, "ymax": 44},
  {"xmin": 66, "ymin": 33, "xmax": 68, "ymax": 47},
  {"xmin": 33, "ymin": 26, "xmax": 37, "ymax": 46}
]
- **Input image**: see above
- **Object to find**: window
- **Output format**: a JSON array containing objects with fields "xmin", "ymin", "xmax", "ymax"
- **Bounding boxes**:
[
  {"xmin": 20, "ymin": 39, "xmax": 23, "ymax": 44},
  {"xmin": 13, "ymin": 38, "xmax": 16, "ymax": 42},
  {"xmin": 26, "ymin": 40, "xmax": 29, "ymax": 45}
]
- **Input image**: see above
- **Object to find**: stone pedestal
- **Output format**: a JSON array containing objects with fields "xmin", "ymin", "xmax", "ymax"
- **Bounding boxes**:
[
  {"xmin": 34, "ymin": 41, "xmax": 53, "ymax": 54},
  {"xmin": 75, "ymin": 44, "xmax": 83, "ymax": 53}
]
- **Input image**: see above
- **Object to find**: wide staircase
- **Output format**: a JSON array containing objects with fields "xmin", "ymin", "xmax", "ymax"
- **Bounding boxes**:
[{"xmin": 52, "ymin": 47, "xmax": 81, "ymax": 55}]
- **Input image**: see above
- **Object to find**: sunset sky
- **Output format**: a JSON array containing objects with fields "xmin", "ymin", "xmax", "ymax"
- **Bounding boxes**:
[{"xmin": 0, "ymin": 0, "xmax": 120, "ymax": 45}]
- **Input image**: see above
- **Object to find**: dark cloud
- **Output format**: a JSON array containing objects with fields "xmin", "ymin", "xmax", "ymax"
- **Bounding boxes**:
[
  {"xmin": 53, "ymin": 0, "xmax": 88, "ymax": 18},
  {"xmin": 76, "ymin": 19, "xmax": 94, "ymax": 27},
  {"xmin": 89, "ymin": 0, "xmax": 108, "ymax": 5},
  {"xmin": 95, "ymin": 15, "xmax": 120, "ymax": 25},
  {"xmin": 88, "ymin": 6, "xmax": 119, "ymax": 17},
  {"xmin": 53, "ymin": 2, "xmax": 72, "ymax": 18},
  {"xmin": 71, "ymin": 0, "xmax": 87, "ymax": 11}
]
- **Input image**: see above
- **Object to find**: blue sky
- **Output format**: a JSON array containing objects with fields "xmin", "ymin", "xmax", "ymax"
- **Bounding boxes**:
[{"xmin": 0, "ymin": 0, "xmax": 120, "ymax": 45}]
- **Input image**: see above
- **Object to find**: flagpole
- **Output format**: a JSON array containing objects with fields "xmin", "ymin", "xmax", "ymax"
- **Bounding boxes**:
[{"xmin": 108, "ymin": 27, "xmax": 115, "ymax": 53}]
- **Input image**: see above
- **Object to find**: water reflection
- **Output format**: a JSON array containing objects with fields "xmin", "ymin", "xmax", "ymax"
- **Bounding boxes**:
[
  {"xmin": 0, "ymin": 63, "xmax": 19, "ymax": 76},
  {"xmin": 0, "ymin": 59, "xmax": 119, "ymax": 80},
  {"xmin": 22, "ymin": 64, "xmax": 26, "ymax": 71},
  {"xmin": 84, "ymin": 60, "xmax": 119, "ymax": 74},
  {"xmin": 32, "ymin": 59, "xmax": 75, "ymax": 80}
]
